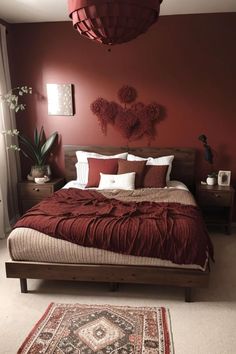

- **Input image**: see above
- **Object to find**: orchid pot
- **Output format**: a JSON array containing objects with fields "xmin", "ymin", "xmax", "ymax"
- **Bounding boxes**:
[
  {"xmin": 206, "ymin": 173, "xmax": 217, "ymax": 186},
  {"xmin": 29, "ymin": 165, "xmax": 50, "ymax": 179}
]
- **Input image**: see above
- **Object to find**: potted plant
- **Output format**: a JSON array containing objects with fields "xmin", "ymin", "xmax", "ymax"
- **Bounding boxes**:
[
  {"xmin": 1, "ymin": 86, "xmax": 58, "ymax": 180},
  {"xmin": 22, "ymin": 126, "xmax": 58, "ymax": 179},
  {"xmin": 206, "ymin": 172, "xmax": 218, "ymax": 186},
  {"xmin": 3, "ymin": 127, "xmax": 58, "ymax": 179}
]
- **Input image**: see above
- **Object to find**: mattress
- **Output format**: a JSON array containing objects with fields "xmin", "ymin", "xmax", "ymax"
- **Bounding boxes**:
[{"xmin": 8, "ymin": 227, "xmax": 207, "ymax": 271}]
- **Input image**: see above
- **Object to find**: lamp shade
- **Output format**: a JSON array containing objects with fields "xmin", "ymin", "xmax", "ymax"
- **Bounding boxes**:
[{"xmin": 68, "ymin": 0, "xmax": 163, "ymax": 45}]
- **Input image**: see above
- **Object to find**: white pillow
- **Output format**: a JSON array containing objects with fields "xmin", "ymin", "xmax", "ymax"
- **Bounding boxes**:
[
  {"xmin": 98, "ymin": 172, "xmax": 135, "ymax": 190},
  {"xmin": 127, "ymin": 153, "xmax": 174, "ymax": 181},
  {"xmin": 75, "ymin": 162, "xmax": 89, "ymax": 185},
  {"xmin": 76, "ymin": 151, "xmax": 128, "ymax": 163},
  {"xmin": 146, "ymin": 155, "xmax": 174, "ymax": 182},
  {"xmin": 127, "ymin": 154, "xmax": 148, "ymax": 161},
  {"xmin": 75, "ymin": 151, "xmax": 128, "ymax": 184}
]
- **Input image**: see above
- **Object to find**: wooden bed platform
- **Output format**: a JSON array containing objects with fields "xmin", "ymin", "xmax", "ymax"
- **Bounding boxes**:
[
  {"xmin": 5, "ymin": 146, "xmax": 210, "ymax": 302},
  {"xmin": 5, "ymin": 261, "xmax": 209, "ymax": 302}
]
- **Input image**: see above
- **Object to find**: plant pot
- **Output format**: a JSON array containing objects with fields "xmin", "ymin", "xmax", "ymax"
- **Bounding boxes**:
[
  {"xmin": 206, "ymin": 176, "xmax": 216, "ymax": 186},
  {"xmin": 29, "ymin": 165, "xmax": 49, "ymax": 178}
]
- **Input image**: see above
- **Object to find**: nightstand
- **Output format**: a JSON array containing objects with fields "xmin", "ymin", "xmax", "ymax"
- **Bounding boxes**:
[
  {"xmin": 196, "ymin": 183, "xmax": 235, "ymax": 234},
  {"xmin": 18, "ymin": 178, "xmax": 65, "ymax": 215}
]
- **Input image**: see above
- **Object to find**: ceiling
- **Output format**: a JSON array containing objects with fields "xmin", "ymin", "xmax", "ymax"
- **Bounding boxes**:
[{"xmin": 0, "ymin": 0, "xmax": 236, "ymax": 23}]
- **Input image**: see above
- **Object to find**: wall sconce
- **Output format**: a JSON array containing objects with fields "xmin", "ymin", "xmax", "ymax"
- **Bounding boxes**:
[{"xmin": 46, "ymin": 83, "xmax": 74, "ymax": 116}]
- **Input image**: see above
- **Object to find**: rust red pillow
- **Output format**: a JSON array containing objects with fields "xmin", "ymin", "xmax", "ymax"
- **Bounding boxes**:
[
  {"xmin": 117, "ymin": 160, "xmax": 146, "ymax": 188},
  {"xmin": 86, "ymin": 158, "xmax": 119, "ymax": 187},
  {"xmin": 143, "ymin": 165, "xmax": 169, "ymax": 188}
]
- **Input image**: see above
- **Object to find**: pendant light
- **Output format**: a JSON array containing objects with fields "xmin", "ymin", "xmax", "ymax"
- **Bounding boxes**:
[{"xmin": 68, "ymin": 0, "xmax": 163, "ymax": 45}]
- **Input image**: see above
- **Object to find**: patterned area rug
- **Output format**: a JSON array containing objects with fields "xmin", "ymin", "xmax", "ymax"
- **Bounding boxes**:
[{"xmin": 17, "ymin": 303, "xmax": 174, "ymax": 354}]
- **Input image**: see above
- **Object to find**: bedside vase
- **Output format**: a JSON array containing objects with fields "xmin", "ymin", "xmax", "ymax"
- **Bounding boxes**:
[
  {"xmin": 30, "ymin": 165, "xmax": 47, "ymax": 178},
  {"xmin": 27, "ymin": 165, "xmax": 51, "ymax": 180},
  {"xmin": 206, "ymin": 176, "xmax": 216, "ymax": 186}
]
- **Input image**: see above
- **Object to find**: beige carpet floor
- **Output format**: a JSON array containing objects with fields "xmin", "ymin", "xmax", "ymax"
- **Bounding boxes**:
[{"xmin": 1, "ymin": 229, "xmax": 236, "ymax": 354}]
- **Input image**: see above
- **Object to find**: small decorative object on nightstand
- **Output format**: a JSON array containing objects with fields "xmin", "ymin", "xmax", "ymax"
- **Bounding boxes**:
[
  {"xmin": 206, "ymin": 174, "xmax": 217, "ymax": 186},
  {"xmin": 18, "ymin": 178, "xmax": 65, "ymax": 215},
  {"xmin": 218, "ymin": 170, "xmax": 231, "ymax": 186},
  {"xmin": 196, "ymin": 183, "xmax": 235, "ymax": 234}
]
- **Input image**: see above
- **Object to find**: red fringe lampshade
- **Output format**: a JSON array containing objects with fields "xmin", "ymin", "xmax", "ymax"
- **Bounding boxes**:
[{"xmin": 68, "ymin": 0, "xmax": 163, "ymax": 45}]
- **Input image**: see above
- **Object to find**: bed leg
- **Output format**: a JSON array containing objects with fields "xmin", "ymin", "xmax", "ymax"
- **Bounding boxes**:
[
  {"xmin": 20, "ymin": 278, "xmax": 28, "ymax": 293},
  {"xmin": 185, "ymin": 287, "xmax": 192, "ymax": 302},
  {"xmin": 109, "ymin": 282, "xmax": 119, "ymax": 292}
]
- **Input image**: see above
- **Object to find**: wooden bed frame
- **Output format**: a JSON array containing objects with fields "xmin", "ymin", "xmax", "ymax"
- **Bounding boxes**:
[{"xmin": 5, "ymin": 146, "xmax": 210, "ymax": 302}]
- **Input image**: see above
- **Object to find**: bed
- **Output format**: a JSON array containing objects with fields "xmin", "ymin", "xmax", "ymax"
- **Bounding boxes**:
[{"xmin": 5, "ymin": 146, "xmax": 213, "ymax": 302}]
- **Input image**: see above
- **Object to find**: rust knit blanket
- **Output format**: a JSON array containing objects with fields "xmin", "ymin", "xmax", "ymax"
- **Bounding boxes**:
[{"xmin": 14, "ymin": 188, "xmax": 213, "ymax": 267}]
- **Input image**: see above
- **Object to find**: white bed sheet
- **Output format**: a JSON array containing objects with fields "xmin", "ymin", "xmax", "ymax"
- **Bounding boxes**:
[{"xmin": 63, "ymin": 179, "xmax": 189, "ymax": 191}]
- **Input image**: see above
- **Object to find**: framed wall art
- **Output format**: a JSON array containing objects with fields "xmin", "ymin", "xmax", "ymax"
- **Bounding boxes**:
[
  {"xmin": 47, "ymin": 83, "xmax": 74, "ymax": 116},
  {"xmin": 218, "ymin": 170, "xmax": 231, "ymax": 186}
]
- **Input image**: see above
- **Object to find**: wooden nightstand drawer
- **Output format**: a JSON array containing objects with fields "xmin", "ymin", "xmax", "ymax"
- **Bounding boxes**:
[
  {"xmin": 197, "ymin": 191, "xmax": 232, "ymax": 207},
  {"xmin": 18, "ymin": 178, "xmax": 65, "ymax": 215},
  {"xmin": 18, "ymin": 184, "xmax": 52, "ymax": 199},
  {"xmin": 196, "ymin": 183, "xmax": 235, "ymax": 234}
]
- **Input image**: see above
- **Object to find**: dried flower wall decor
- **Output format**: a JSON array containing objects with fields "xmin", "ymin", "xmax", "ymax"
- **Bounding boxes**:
[
  {"xmin": 118, "ymin": 85, "xmax": 137, "ymax": 105},
  {"xmin": 90, "ymin": 98, "xmax": 118, "ymax": 134},
  {"xmin": 90, "ymin": 85, "xmax": 162, "ymax": 140}
]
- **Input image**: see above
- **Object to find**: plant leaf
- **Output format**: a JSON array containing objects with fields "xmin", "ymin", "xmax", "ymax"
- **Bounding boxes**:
[
  {"xmin": 34, "ymin": 128, "xmax": 39, "ymax": 147},
  {"xmin": 39, "ymin": 126, "xmax": 45, "ymax": 146},
  {"xmin": 18, "ymin": 134, "xmax": 41, "ymax": 165},
  {"xmin": 40, "ymin": 132, "xmax": 58, "ymax": 160},
  {"xmin": 20, "ymin": 149, "xmax": 35, "ymax": 162}
]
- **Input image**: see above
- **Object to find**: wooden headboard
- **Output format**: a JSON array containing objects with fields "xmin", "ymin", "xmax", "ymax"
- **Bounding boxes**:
[{"xmin": 64, "ymin": 146, "xmax": 196, "ymax": 189}]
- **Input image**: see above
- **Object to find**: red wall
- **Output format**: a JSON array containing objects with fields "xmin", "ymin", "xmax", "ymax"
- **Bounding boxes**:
[{"xmin": 7, "ymin": 13, "xmax": 236, "ymax": 190}]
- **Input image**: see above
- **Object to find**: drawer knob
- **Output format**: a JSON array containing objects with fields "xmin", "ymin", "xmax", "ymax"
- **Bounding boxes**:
[
  {"xmin": 33, "ymin": 188, "xmax": 40, "ymax": 192},
  {"xmin": 214, "ymin": 194, "xmax": 221, "ymax": 198}
]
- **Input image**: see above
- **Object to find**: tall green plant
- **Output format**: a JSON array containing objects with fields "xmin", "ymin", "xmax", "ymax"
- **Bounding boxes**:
[
  {"xmin": 20, "ymin": 127, "xmax": 58, "ymax": 166},
  {"xmin": 3, "ymin": 127, "xmax": 58, "ymax": 166}
]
